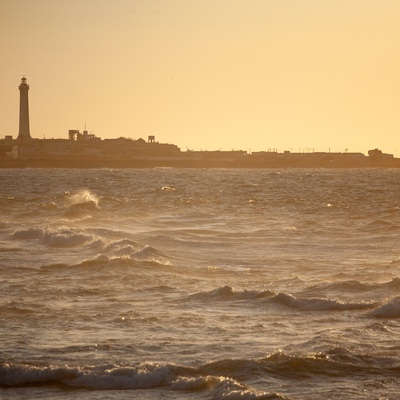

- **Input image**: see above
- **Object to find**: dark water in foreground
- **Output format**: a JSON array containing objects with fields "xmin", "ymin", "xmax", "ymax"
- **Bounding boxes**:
[{"xmin": 1, "ymin": 168, "xmax": 400, "ymax": 399}]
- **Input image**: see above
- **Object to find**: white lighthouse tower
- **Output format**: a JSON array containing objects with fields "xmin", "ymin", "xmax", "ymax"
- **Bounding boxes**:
[{"xmin": 18, "ymin": 77, "xmax": 31, "ymax": 141}]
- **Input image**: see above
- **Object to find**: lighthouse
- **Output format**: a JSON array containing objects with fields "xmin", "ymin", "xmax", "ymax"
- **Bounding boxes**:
[{"xmin": 18, "ymin": 77, "xmax": 31, "ymax": 141}]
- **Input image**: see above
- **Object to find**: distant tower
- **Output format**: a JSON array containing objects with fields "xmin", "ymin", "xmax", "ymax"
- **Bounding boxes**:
[{"xmin": 18, "ymin": 77, "xmax": 31, "ymax": 141}]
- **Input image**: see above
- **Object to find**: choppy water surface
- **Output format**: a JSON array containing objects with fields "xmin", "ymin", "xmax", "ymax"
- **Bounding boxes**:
[{"xmin": 1, "ymin": 168, "xmax": 400, "ymax": 399}]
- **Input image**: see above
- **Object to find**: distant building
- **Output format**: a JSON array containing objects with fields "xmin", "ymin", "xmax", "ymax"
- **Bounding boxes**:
[
  {"xmin": 68, "ymin": 129, "xmax": 100, "ymax": 142},
  {"xmin": 368, "ymin": 148, "xmax": 394, "ymax": 160},
  {"xmin": 18, "ymin": 77, "xmax": 31, "ymax": 142}
]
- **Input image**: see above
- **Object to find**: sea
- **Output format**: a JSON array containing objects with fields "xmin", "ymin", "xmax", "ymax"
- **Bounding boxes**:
[{"xmin": 1, "ymin": 167, "xmax": 400, "ymax": 400}]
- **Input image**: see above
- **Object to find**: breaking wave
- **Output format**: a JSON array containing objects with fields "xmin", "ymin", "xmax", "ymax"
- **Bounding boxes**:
[
  {"xmin": 130, "ymin": 245, "xmax": 172, "ymax": 265},
  {"xmin": 67, "ymin": 190, "xmax": 100, "ymax": 207},
  {"xmin": 188, "ymin": 286, "xmax": 377, "ymax": 311},
  {"xmin": 12, "ymin": 227, "xmax": 95, "ymax": 248},
  {"xmin": 189, "ymin": 286, "xmax": 275, "ymax": 301},
  {"xmin": 269, "ymin": 292, "xmax": 378, "ymax": 312},
  {"xmin": 2, "ymin": 349, "xmax": 400, "ymax": 397},
  {"xmin": 0, "ymin": 361, "xmax": 290, "ymax": 399},
  {"xmin": 61, "ymin": 190, "xmax": 100, "ymax": 218}
]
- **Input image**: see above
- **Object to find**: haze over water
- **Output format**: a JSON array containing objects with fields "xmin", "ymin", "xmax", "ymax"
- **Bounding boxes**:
[{"xmin": 1, "ymin": 168, "xmax": 400, "ymax": 399}]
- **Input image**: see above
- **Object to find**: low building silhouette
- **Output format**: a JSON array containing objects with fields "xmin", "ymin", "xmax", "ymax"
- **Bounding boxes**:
[{"xmin": 1, "ymin": 78, "xmax": 399, "ymax": 168}]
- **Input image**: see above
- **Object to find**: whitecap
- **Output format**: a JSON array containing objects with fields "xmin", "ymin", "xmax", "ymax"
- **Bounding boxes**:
[{"xmin": 68, "ymin": 190, "xmax": 100, "ymax": 206}]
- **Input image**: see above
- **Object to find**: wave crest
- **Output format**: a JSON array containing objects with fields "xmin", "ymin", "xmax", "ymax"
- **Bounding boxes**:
[
  {"xmin": 61, "ymin": 190, "xmax": 100, "ymax": 219},
  {"xmin": 0, "ymin": 362, "xmax": 289, "ymax": 399},
  {"xmin": 130, "ymin": 245, "xmax": 171, "ymax": 265},
  {"xmin": 67, "ymin": 190, "xmax": 99, "ymax": 206},
  {"xmin": 12, "ymin": 227, "xmax": 95, "ymax": 248},
  {"xmin": 187, "ymin": 287, "xmax": 376, "ymax": 311},
  {"xmin": 189, "ymin": 286, "xmax": 275, "ymax": 301},
  {"xmin": 271, "ymin": 292, "xmax": 377, "ymax": 311}
]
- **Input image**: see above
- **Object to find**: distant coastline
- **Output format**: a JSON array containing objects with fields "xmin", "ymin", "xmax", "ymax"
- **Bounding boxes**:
[
  {"xmin": 1, "ymin": 152, "xmax": 400, "ymax": 169},
  {"xmin": 3, "ymin": 77, "xmax": 398, "ymax": 169},
  {"xmin": 1, "ymin": 133, "xmax": 399, "ymax": 169}
]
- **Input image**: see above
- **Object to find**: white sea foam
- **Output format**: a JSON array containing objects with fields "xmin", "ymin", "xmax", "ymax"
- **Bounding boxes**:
[{"xmin": 68, "ymin": 190, "xmax": 100, "ymax": 206}]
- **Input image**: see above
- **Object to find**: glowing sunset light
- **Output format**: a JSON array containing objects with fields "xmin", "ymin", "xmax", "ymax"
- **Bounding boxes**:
[{"xmin": 1, "ymin": 0, "xmax": 399, "ymax": 154}]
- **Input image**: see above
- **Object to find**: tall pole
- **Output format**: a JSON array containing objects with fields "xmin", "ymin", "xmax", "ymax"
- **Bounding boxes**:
[{"xmin": 18, "ymin": 77, "xmax": 31, "ymax": 141}]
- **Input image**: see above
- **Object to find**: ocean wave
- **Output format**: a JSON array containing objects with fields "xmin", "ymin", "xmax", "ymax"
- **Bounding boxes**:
[
  {"xmin": 42, "ymin": 228, "xmax": 94, "ymax": 248},
  {"xmin": 3, "ymin": 351, "xmax": 391, "ymax": 393},
  {"xmin": 59, "ymin": 190, "xmax": 101, "ymax": 219},
  {"xmin": 130, "ymin": 245, "xmax": 172, "ymax": 265},
  {"xmin": 188, "ymin": 286, "xmax": 275, "ymax": 301},
  {"xmin": 187, "ymin": 287, "xmax": 377, "ymax": 312},
  {"xmin": 59, "ymin": 255, "xmax": 171, "ymax": 272},
  {"xmin": 103, "ymin": 238, "xmax": 141, "ymax": 257},
  {"xmin": 368, "ymin": 296, "xmax": 400, "ymax": 318},
  {"xmin": 172, "ymin": 374, "xmax": 288, "ymax": 399},
  {"xmin": 303, "ymin": 277, "xmax": 400, "ymax": 295},
  {"xmin": 62, "ymin": 201, "xmax": 99, "ymax": 219},
  {"xmin": 0, "ymin": 361, "xmax": 290, "ymax": 399},
  {"xmin": 38, "ymin": 252, "xmax": 175, "ymax": 275},
  {"xmin": 204, "ymin": 349, "xmax": 400, "ymax": 381},
  {"xmin": 12, "ymin": 227, "xmax": 96, "ymax": 248},
  {"xmin": 255, "ymin": 350, "xmax": 394, "ymax": 379},
  {"xmin": 67, "ymin": 190, "xmax": 100, "ymax": 207},
  {"xmin": 269, "ymin": 292, "xmax": 377, "ymax": 312}
]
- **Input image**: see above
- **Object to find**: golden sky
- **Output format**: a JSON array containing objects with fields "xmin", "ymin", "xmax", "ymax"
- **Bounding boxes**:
[{"xmin": 1, "ymin": 0, "xmax": 399, "ymax": 154}]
